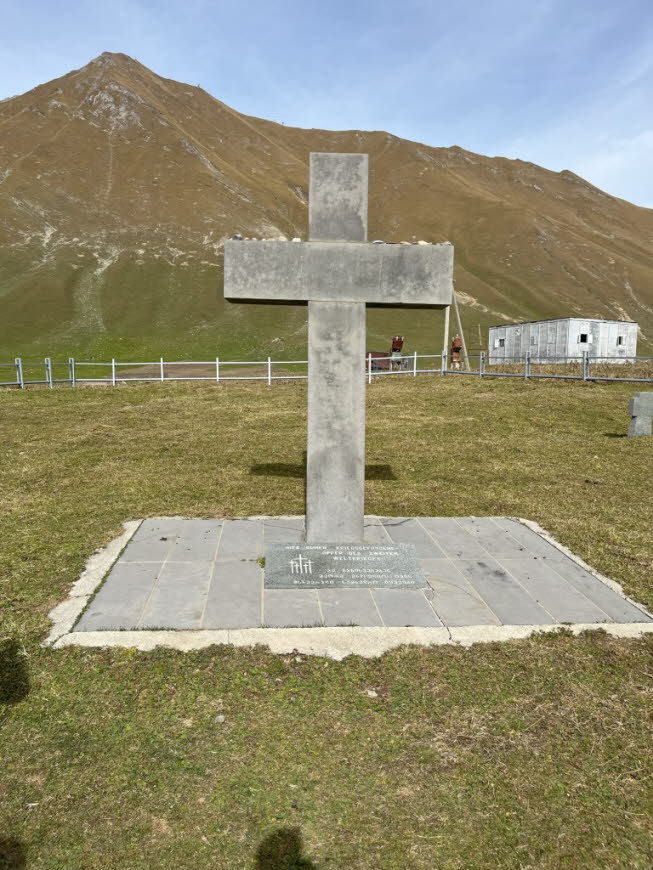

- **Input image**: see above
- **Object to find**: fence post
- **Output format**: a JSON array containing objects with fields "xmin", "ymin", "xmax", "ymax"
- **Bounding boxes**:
[
  {"xmin": 160, "ymin": 357, "xmax": 164, "ymax": 382},
  {"xmin": 111, "ymin": 358, "xmax": 116, "ymax": 387},
  {"xmin": 68, "ymin": 357, "xmax": 76, "ymax": 388},
  {"xmin": 525, "ymin": 353, "xmax": 531, "ymax": 380},
  {"xmin": 215, "ymin": 357, "xmax": 220, "ymax": 383},
  {"xmin": 45, "ymin": 357, "xmax": 53, "ymax": 389},
  {"xmin": 582, "ymin": 351, "xmax": 588, "ymax": 381},
  {"xmin": 479, "ymin": 351, "xmax": 485, "ymax": 377},
  {"xmin": 367, "ymin": 353, "xmax": 372, "ymax": 384},
  {"xmin": 441, "ymin": 350, "xmax": 447, "ymax": 375},
  {"xmin": 267, "ymin": 356, "xmax": 272, "ymax": 386},
  {"xmin": 15, "ymin": 357, "xmax": 24, "ymax": 389},
  {"xmin": 413, "ymin": 350, "xmax": 417, "ymax": 377}
]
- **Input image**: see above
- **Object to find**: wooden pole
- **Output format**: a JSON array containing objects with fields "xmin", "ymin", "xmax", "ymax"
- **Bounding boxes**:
[{"xmin": 451, "ymin": 283, "xmax": 469, "ymax": 370}]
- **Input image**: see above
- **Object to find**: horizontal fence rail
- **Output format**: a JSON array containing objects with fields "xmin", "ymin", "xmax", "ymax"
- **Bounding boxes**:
[{"xmin": 2, "ymin": 353, "xmax": 652, "ymax": 390}]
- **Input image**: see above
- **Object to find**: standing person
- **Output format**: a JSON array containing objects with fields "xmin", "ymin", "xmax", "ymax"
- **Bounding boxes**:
[{"xmin": 451, "ymin": 334, "xmax": 463, "ymax": 370}]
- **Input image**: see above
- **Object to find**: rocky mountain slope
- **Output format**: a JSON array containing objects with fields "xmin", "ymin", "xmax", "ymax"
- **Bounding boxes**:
[{"xmin": 1, "ymin": 51, "xmax": 652, "ymax": 360}]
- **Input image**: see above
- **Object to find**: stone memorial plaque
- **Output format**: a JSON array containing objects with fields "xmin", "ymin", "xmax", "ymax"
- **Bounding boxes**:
[{"xmin": 265, "ymin": 543, "xmax": 427, "ymax": 589}]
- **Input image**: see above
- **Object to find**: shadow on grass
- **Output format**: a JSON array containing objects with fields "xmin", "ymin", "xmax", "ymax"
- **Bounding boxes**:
[
  {"xmin": 603, "ymin": 432, "xmax": 627, "ymax": 438},
  {"xmin": 251, "ymin": 463, "xmax": 397, "ymax": 481},
  {"xmin": 0, "ymin": 837, "xmax": 27, "ymax": 869},
  {"xmin": 254, "ymin": 827, "xmax": 318, "ymax": 870},
  {"xmin": 0, "ymin": 640, "xmax": 29, "ymax": 707}
]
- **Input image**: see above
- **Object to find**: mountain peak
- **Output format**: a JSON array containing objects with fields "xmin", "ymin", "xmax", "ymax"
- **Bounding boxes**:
[
  {"xmin": 0, "ymin": 54, "xmax": 652, "ymax": 359},
  {"xmin": 88, "ymin": 51, "xmax": 143, "ymax": 69}
]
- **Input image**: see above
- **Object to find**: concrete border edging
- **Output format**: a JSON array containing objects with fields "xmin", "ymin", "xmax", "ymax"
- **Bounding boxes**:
[
  {"xmin": 516, "ymin": 517, "xmax": 653, "ymax": 620},
  {"xmin": 44, "ymin": 515, "xmax": 653, "ymax": 658},
  {"xmin": 44, "ymin": 520, "xmax": 141, "ymax": 646},
  {"xmin": 52, "ymin": 623, "xmax": 653, "ymax": 659}
]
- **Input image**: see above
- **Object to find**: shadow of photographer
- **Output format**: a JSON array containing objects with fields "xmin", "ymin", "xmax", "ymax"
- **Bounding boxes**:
[
  {"xmin": 0, "ymin": 639, "xmax": 30, "ymax": 709},
  {"xmin": 0, "ymin": 837, "xmax": 27, "ymax": 869},
  {"xmin": 254, "ymin": 827, "xmax": 319, "ymax": 870}
]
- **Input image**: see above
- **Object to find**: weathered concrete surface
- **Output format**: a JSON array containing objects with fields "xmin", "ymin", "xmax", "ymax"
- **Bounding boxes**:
[
  {"xmin": 223, "ymin": 152, "xmax": 454, "ymax": 545},
  {"xmin": 53, "ymin": 623, "xmax": 653, "ymax": 659},
  {"xmin": 309, "ymin": 152, "xmax": 368, "ymax": 242},
  {"xmin": 306, "ymin": 300, "xmax": 366, "ymax": 543},
  {"xmin": 628, "ymin": 392, "xmax": 653, "ymax": 437},
  {"xmin": 48, "ymin": 516, "xmax": 653, "ymax": 642},
  {"xmin": 223, "ymin": 239, "xmax": 454, "ymax": 307}
]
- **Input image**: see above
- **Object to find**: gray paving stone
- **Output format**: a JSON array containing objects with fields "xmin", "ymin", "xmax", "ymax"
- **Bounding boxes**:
[
  {"xmin": 372, "ymin": 588, "xmax": 442, "ymax": 627},
  {"xmin": 139, "ymin": 561, "xmax": 213, "ymax": 629},
  {"xmin": 497, "ymin": 557, "xmax": 612, "ymax": 623},
  {"xmin": 318, "ymin": 588, "xmax": 383, "ymax": 627},
  {"xmin": 120, "ymin": 536, "xmax": 175, "ymax": 563},
  {"xmin": 76, "ymin": 562, "xmax": 161, "ymax": 630},
  {"xmin": 202, "ymin": 560, "xmax": 262, "ymax": 628},
  {"xmin": 363, "ymin": 519, "xmax": 392, "ymax": 544},
  {"xmin": 548, "ymin": 559, "xmax": 653, "ymax": 623},
  {"xmin": 73, "ymin": 515, "xmax": 653, "ymax": 634},
  {"xmin": 217, "ymin": 519, "xmax": 264, "ymax": 561},
  {"xmin": 456, "ymin": 558, "xmax": 553, "ymax": 624},
  {"xmin": 382, "ymin": 518, "xmax": 447, "ymax": 558},
  {"xmin": 418, "ymin": 517, "xmax": 490, "ymax": 559},
  {"xmin": 264, "ymin": 518, "xmax": 305, "ymax": 544},
  {"xmin": 490, "ymin": 519, "xmax": 567, "ymax": 560},
  {"xmin": 264, "ymin": 589, "xmax": 323, "ymax": 628},
  {"xmin": 131, "ymin": 517, "xmax": 183, "ymax": 542},
  {"xmin": 422, "ymin": 559, "xmax": 500, "ymax": 626},
  {"xmin": 456, "ymin": 517, "xmax": 531, "ymax": 558},
  {"xmin": 169, "ymin": 519, "xmax": 222, "ymax": 561}
]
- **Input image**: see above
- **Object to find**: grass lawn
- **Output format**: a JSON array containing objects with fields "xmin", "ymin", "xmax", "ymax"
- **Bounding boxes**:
[{"xmin": 1, "ymin": 376, "xmax": 652, "ymax": 869}]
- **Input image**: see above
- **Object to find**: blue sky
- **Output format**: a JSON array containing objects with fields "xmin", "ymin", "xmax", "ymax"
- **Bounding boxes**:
[{"xmin": 2, "ymin": 0, "xmax": 652, "ymax": 206}]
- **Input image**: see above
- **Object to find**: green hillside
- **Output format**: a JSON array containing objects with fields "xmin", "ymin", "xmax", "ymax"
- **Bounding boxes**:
[{"xmin": 1, "ymin": 52, "xmax": 652, "ymax": 362}]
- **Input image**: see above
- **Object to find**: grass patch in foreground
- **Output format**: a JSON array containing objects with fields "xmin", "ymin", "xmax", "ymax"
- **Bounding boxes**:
[{"xmin": 1, "ymin": 377, "xmax": 652, "ymax": 869}]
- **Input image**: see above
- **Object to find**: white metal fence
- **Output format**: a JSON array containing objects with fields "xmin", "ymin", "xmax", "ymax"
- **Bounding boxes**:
[{"xmin": 1, "ymin": 352, "xmax": 653, "ymax": 390}]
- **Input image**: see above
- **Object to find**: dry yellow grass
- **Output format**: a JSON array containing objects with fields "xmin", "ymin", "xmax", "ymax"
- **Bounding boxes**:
[{"xmin": 1, "ymin": 376, "xmax": 652, "ymax": 869}]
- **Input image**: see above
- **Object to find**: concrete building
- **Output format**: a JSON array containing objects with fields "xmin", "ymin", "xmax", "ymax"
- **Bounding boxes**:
[{"xmin": 488, "ymin": 317, "xmax": 638, "ymax": 364}]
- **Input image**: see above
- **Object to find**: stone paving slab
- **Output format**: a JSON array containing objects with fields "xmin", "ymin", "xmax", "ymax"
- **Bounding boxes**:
[
  {"xmin": 318, "ymin": 588, "xmax": 383, "ymax": 627},
  {"xmin": 74, "ymin": 516, "xmax": 653, "ymax": 632},
  {"xmin": 141, "ymin": 561, "xmax": 213, "ymax": 629},
  {"xmin": 264, "ymin": 589, "xmax": 322, "ymax": 628}
]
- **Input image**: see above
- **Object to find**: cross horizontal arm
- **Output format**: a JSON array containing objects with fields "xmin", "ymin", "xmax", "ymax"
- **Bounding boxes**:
[{"xmin": 224, "ymin": 240, "xmax": 453, "ymax": 307}]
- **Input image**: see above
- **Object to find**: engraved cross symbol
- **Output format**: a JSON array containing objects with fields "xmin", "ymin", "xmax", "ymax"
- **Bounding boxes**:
[{"xmin": 290, "ymin": 555, "xmax": 313, "ymax": 575}]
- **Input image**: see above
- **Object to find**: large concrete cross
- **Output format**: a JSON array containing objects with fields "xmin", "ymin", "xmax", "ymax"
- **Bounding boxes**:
[{"xmin": 224, "ymin": 153, "xmax": 453, "ymax": 543}]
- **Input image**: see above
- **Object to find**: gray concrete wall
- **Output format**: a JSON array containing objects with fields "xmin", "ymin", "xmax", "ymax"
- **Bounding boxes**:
[{"xmin": 566, "ymin": 319, "xmax": 638, "ymax": 362}]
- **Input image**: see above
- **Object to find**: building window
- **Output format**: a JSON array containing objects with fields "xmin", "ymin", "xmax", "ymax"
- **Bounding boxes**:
[
  {"xmin": 579, "ymin": 333, "xmax": 589, "ymax": 343},
  {"xmin": 499, "ymin": 338, "xmax": 505, "ymax": 348},
  {"xmin": 617, "ymin": 335, "xmax": 624, "ymax": 346}
]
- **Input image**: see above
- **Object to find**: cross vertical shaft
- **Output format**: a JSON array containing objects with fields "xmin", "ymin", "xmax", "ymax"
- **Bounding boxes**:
[{"xmin": 306, "ymin": 153, "xmax": 368, "ymax": 543}]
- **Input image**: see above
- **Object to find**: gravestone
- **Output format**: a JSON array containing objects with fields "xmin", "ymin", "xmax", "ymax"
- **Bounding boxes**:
[
  {"xmin": 225, "ymin": 153, "xmax": 453, "ymax": 550},
  {"xmin": 628, "ymin": 392, "xmax": 653, "ymax": 437}
]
